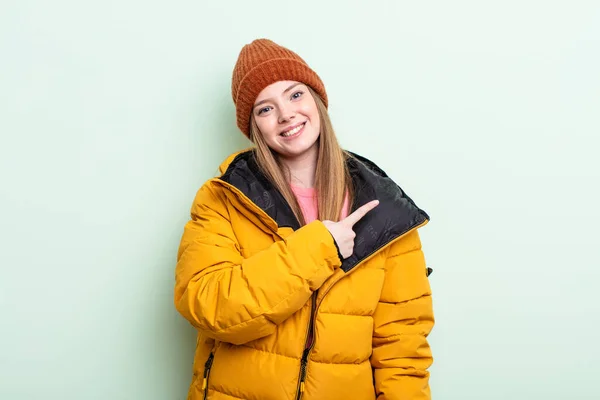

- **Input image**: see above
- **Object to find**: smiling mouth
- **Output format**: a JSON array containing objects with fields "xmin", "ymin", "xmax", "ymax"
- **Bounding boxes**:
[{"xmin": 280, "ymin": 122, "xmax": 306, "ymax": 137}]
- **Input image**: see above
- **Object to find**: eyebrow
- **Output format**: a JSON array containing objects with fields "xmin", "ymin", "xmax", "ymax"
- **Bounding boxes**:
[{"xmin": 253, "ymin": 83, "xmax": 302, "ymax": 109}]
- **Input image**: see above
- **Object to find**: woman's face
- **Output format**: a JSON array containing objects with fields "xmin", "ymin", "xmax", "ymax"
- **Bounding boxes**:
[{"xmin": 252, "ymin": 80, "xmax": 321, "ymax": 159}]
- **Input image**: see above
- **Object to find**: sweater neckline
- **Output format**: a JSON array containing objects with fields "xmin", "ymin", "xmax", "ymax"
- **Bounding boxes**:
[{"xmin": 290, "ymin": 184, "xmax": 316, "ymax": 198}]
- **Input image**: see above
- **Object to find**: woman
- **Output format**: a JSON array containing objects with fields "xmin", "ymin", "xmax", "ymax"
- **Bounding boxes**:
[{"xmin": 175, "ymin": 39, "xmax": 434, "ymax": 400}]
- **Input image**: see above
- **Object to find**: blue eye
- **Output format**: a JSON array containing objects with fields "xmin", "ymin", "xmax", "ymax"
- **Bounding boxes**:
[
  {"xmin": 291, "ymin": 91, "xmax": 303, "ymax": 100},
  {"xmin": 258, "ymin": 106, "xmax": 272, "ymax": 115}
]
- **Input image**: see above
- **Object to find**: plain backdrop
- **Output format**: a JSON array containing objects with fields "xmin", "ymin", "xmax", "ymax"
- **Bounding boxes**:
[{"xmin": 1, "ymin": 1, "xmax": 599, "ymax": 399}]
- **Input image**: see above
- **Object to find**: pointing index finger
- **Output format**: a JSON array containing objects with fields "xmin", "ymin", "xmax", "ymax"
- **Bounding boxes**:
[{"xmin": 343, "ymin": 200, "xmax": 379, "ymax": 227}]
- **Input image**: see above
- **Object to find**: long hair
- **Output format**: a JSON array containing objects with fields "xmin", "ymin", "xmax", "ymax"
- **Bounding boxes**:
[{"xmin": 249, "ymin": 87, "xmax": 353, "ymax": 226}]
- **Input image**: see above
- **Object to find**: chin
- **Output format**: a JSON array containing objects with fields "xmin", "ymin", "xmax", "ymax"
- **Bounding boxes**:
[{"xmin": 280, "ymin": 143, "xmax": 318, "ymax": 159}]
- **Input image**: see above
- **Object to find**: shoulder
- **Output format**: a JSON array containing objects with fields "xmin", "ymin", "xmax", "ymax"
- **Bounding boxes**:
[
  {"xmin": 188, "ymin": 178, "xmax": 231, "ymax": 222},
  {"xmin": 191, "ymin": 148, "xmax": 256, "ymax": 212},
  {"xmin": 218, "ymin": 147, "xmax": 255, "ymax": 176}
]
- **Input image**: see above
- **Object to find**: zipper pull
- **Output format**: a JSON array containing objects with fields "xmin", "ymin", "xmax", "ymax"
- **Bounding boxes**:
[
  {"xmin": 202, "ymin": 353, "xmax": 214, "ymax": 391},
  {"xmin": 298, "ymin": 351, "xmax": 309, "ymax": 396}
]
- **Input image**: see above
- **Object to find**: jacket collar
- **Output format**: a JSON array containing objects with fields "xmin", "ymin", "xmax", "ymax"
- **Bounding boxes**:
[{"xmin": 218, "ymin": 150, "xmax": 429, "ymax": 272}]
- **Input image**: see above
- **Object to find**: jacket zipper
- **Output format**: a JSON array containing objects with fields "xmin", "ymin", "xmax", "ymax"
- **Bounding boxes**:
[
  {"xmin": 202, "ymin": 352, "xmax": 214, "ymax": 400},
  {"xmin": 295, "ymin": 290, "xmax": 318, "ymax": 400}
]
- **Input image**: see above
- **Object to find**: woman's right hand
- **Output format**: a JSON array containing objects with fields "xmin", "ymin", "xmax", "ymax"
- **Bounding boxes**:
[{"xmin": 322, "ymin": 200, "xmax": 379, "ymax": 259}]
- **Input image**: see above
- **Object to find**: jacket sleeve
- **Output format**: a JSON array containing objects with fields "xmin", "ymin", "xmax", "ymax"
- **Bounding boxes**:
[
  {"xmin": 371, "ymin": 229, "xmax": 434, "ymax": 400},
  {"xmin": 174, "ymin": 184, "xmax": 342, "ymax": 345}
]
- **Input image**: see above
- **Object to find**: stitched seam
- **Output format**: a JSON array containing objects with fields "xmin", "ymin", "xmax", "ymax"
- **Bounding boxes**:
[
  {"xmin": 373, "ymin": 332, "xmax": 415, "ymax": 341},
  {"xmin": 378, "ymin": 293, "xmax": 431, "ymax": 306},
  {"xmin": 387, "ymin": 248, "xmax": 420, "ymax": 259},
  {"xmin": 310, "ymin": 358, "xmax": 370, "ymax": 366},
  {"xmin": 319, "ymin": 311, "xmax": 372, "ymax": 317},
  {"xmin": 209, "ymin": 388, "xmax": 247, "ymax": 400},
  {"xmin": 239, "ymin": 345, "xmax": 299, "ymax": 361}
]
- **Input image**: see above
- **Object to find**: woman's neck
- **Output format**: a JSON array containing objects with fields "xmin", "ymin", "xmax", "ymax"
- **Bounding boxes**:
[{"xmin": 279, "ymin": 147, "xmax": 318, "ymax": 189}]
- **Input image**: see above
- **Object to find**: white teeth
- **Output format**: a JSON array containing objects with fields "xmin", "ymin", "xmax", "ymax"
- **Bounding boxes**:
[{"xmin": 281, "ymin": 123, "xmax": 304, "ymax": 137}]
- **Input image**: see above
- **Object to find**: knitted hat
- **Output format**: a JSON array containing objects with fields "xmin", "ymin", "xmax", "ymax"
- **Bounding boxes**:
[{"xmin": 231, "ymin": 39, "xmax": 328, "ymax": 138}]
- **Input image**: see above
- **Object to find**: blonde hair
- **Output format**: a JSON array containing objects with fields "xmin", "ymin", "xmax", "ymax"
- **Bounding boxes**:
[{"xmin": 249, "ymin": 87, "xmax": 353, "ymax": 226}]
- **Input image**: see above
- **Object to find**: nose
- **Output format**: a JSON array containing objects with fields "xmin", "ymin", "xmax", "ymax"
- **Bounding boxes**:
[{"xmin": 277, "ymin": 103, "xmax": 295, "ymax": 124}]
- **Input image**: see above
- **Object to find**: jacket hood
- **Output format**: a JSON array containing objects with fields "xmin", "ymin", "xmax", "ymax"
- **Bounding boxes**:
[{"xmin": 215, "ymin": 149, "xmax": 429, "ymax": 272}]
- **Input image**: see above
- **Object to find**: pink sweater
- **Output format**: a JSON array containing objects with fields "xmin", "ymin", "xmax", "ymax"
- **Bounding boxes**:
[{"xmin": 290, "ymin": 185, "xmax": 350, "ymax": 223}]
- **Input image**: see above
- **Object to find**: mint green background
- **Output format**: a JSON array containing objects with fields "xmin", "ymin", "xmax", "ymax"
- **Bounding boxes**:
[{"xmin": 1, "ymin": 1, "xmax": 599, "ymax": 399}]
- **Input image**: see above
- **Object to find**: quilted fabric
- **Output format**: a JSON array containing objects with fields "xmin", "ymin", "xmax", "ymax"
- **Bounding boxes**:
[{"xmin": 175, "ymin": 150, "xmax": 434, "ymax": 400}]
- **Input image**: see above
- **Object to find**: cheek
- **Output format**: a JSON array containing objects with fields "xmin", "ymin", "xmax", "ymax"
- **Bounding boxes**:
[
  {"xmin": 301, "ymin": 102, "xmax": 320, "ymax": 130},
  {"xmin": 307, "ymin": 108, "xmax": 320, "ymax": 133},
  {"xmin": 312, "ymin": 113, "xmax": 321, "ymax": 133},
  {"xmin": 256, "ymin": 117, "xmax": 278, "ymax": 138}
]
